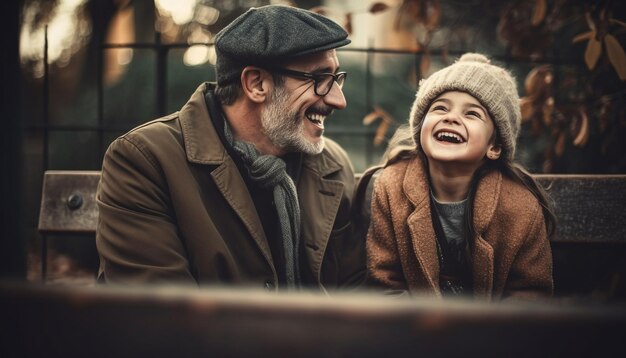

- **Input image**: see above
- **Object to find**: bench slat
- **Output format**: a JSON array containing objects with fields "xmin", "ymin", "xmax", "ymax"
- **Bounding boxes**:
[
  {"xmin": 38, "ymin": 171, "xmax": 101, "ymax": 234},
  {"xmin": 536, "ymin": 175, "xmax": 626, "ymax": 243},
  {"xmin": 38, "ymin": 171, "xmax": 626, "ymax": 243}
]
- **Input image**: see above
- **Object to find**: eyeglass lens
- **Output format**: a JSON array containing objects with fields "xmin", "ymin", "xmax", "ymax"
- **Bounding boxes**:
[{"xmin": 317, "ymin": 73, "xmax": 346, "ymax": 96}]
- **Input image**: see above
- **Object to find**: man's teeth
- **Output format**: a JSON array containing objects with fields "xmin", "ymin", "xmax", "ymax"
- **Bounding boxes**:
[
  {"xmin": 436, "ymin": 131, "xmax": 463, "ymax": 143},
  {"xmin": 307, "ymin": 113, "xmax": 326, "ymax": 124}
]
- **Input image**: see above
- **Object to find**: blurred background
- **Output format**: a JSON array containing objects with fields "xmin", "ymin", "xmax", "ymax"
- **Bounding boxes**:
[{"xmin": 9, "ymin": 0, "xmax": 626, "ymax": 282}]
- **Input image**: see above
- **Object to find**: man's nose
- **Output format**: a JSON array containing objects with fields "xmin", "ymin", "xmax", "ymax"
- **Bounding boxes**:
[{"xmin": 323, "ymin": 82, "xmax": 347, "ymax": 110}]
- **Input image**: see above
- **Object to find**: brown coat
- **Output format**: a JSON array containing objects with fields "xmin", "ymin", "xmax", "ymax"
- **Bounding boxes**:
[
  {"xmin": 96, "ymin": 83, "xmax": 365, "ymax": 291},
  {"xmin": 367, "ymin": 155, "xmax": 553, "ymax": 301}
]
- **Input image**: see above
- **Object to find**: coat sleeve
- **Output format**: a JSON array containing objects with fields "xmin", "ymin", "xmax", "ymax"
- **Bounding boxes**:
[
  {"xmin": 366, "ymin": 177, "xmax": 408, "ymax": 291},
  {"xmin": 96, "ymin": 136, "xmax": 197, "ymax": 285},
  {"xmin": 333, "ymin": 152, "xmax": 367, "ymax": 290},
  {"xmin": 334, "ymin": 212, "xmax": 367, "ymax": 290},
  {"xmin": 501, "ymin": 204, "xmax": 553, "ymax": 300}
]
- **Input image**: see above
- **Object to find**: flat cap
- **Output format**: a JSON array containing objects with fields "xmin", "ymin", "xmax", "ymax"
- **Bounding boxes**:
[{"xmin": 214, "ymin": 5, "xmax": 350, "ymax": 85}]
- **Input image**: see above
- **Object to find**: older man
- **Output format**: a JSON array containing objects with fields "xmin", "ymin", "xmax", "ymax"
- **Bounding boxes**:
[{"xmin": 96, "ymin": 5, "xmax": 365, "ymax": 291}]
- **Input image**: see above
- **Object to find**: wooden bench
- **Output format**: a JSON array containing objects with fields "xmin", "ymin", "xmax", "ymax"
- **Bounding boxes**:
[
  {"xmin": 37, "ymin": 171, "xmax": 101, "ymax": 282},
  {"xmin": 37, "ymin": 171, "xmax": 626, "ymax": 298},
  {"xmin": 12, "ymin": 171, "xmax": 626, "ymax": 356}
]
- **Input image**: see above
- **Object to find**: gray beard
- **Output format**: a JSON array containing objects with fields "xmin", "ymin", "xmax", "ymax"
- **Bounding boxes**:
[{"xmin": 261, "ymin": 86, "xmax": 324, "ymax": 155}]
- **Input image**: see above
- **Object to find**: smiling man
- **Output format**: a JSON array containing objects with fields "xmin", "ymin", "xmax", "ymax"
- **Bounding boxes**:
[{"xmin": 95, "ymin": 5, "xmax": 365, "ymax": 291}]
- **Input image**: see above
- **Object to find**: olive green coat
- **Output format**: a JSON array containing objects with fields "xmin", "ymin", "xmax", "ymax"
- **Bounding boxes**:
[
  {"xmin": 367, "ymin": 156, "xmax": 553, "ymax": 301},
  {"xmin": 96, "ymin": 83, "xmax": 365, "ymax": 291}
]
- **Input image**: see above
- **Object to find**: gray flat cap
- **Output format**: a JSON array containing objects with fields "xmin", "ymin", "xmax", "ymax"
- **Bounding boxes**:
[{"xmin": 214, "ymin": 5, "xmax": 350, "ymax": 85}]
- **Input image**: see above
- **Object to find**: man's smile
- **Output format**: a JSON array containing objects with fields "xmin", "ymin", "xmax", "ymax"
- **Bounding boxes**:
[{"xmin": 305, "ymin": 107, "xmax": 332, "ymax": 129}]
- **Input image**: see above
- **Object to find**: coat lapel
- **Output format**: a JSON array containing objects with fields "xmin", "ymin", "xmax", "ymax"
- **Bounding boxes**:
[
  {"xmin": 470, "ymin": 170, "xmax": 501, "ymax": 300},
  {"xmin": 402, "ymin": 157, "xmax": 502, "ymax": 299},
  {"xmin": 299, "ymin": 149, "xmax": 344, "ymax": 285},
  {"xmin": 210, "ymin": 159, "xmax": 273, "ymax": 267},
  {"xmin": 178, "ymin": 83, "xmax": 274, "ymax": 269},
  {"xmin": 404, "ymin": 157, "xmax": 440, "ymax": 295},
  {"xmin": 471, "ymin": 235, "xmax": 494, "ymax": 300}
]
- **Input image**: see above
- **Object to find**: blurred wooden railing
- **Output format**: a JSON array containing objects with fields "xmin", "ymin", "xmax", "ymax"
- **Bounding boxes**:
[{"xmin": 2, "ymin": 281, "xmax": 626, "ymax": 357}]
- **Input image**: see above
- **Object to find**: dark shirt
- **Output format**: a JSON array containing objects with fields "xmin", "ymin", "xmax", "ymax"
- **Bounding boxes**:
[
  {"xmin": 204, "ymin": 90, "xmax": 303, "ymax": 287},
  {"xmin": 430, "ymin": 192, "xmax": 472, "ymax": 296}
]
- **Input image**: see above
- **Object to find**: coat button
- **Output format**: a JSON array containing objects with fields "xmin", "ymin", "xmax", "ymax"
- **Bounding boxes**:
[{"xmin": 264, "ymin": 280, "xmax": 274, "ymax": 290}]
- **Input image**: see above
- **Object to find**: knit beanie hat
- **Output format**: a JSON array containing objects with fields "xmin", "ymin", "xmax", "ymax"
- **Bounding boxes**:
[
  {"xmin": 409, "ymin": 53, "xmax": 521, "ymax": 161},
  {"xmin": 214, "ymin": 5, "xmax": 350, "ymax": 85}
]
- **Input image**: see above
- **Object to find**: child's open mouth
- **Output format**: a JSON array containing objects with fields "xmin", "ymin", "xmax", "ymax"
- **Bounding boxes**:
[{"xmin": 434, "ymin": 130, "xmax": 465, "ymax": 144}]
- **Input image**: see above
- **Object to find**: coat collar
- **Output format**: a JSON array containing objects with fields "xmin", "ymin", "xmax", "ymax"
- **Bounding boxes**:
[
  {"xmin": 302, "ymin": 147, "xmax": 343, "ymax": 178},
  {"xmin": 403, "ymin": 156, "xmax": 502, "ymax": 234},
  {"xmin": 402, "ymin": 156, "xmax": 502, "ymax": 298},
  {"xmin": 180, "ymin": 83, "xmax": 227, "ymax": 165},
  {"xmin": 177, "ymin": 82, "xmax": 346, "ymax": 287},
  {"xmin": 180, "ymin": 82, "xmax": 344, "ymax": 178}
]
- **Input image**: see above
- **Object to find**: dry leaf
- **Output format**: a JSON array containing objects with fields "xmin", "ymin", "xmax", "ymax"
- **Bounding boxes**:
[
  {"xmin": 585, "ymin": 12, "xmax": 597, "ymax": 33},
  {"xmin": 585, "ymin": 31, "xmax": 602, "ymax": 70},
  {"xmin": 555, "ymin": 132, "xmax": 566, "ymax": 157},
  {"xmin": 345, "ymin": 12, "xmax": 353, "ymax": 34},
  {"xmin": 308, "ymin": 6, "xmax": 329, "ymax": 16},
  {"xmin": 572, "ymin": 109, "xmax": 589, "ymax": 147},
  {"xmin": 542, "ymin": 158, "xmax": 553, "ymax": 173},
  {"xmin": 394, "ymin": 0, "xmax": 420, "ymax": 31},
  {"xmin": 572, "ymin": 30, "xmax": 593, "ymax": 43},
  {"xmin": 545, "ymin": 72, "xmax": 553, "ymax": 85},
  {"xmin": 420, "ymin": 50, "xmax": 431, "ymax": 76},
  {"xmin": 524, "ymin": 65, "xmax": 551, "ymax": 97},
  {"xmin": 369, "ymin": 2, "xmax": 389, "ymax": 14},
  {"xmin": 364, "ymin": 106, "xmax": 395, "ymax": 146},
  {"xmin": 363, "ymin": 111, "xmax": 383, "ymax": 125},
  {"xmin": 531, "ymin": 0, "xmax": 547, "ymax": 26},
  {"xmin": 604, "ymin": 34, "xmax": 626, "ymax": 80},
  {"xmin": 542, "ymin": 97, "xmax": 554, "ymax": 127},
  {"xmin": 374, "ymin": 120, "xmax": 391, "ymax": 146},
  {"xmin": 520, "ymin": 97, "xmax": 535, "ymax": 122},
  {"xmin": 610, "ymin": 18, "xmax": 626, "ymax": 28},
  {"xmin": 425, "ymin": 0, "xmax": 441, "ymax": 31}
]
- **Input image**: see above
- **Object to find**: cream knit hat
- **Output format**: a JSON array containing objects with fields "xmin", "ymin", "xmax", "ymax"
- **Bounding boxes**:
[{"xmin": 409, "ymin": 53, "xmax": 521, "ymax": 161}]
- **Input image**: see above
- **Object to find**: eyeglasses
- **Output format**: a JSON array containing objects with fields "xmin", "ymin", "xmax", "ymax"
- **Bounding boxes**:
[{"xmin": 263, "ymin": 67, "xmax": 347, "ymax": 97}]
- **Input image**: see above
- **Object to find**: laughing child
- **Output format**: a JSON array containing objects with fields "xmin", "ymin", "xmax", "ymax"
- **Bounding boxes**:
[{"xmin": 360, "ymin": 53, "xmax": 556, "ymax": 301}]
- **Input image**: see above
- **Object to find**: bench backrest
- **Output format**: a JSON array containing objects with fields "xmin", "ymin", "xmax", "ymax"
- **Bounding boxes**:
[
  {"xmin": 36, "ymin": 170, "xmax": 626, "ymax": 297},
  {"xmin": 38, "ymin": 170, "xmax": 626, "ymax": 244}
]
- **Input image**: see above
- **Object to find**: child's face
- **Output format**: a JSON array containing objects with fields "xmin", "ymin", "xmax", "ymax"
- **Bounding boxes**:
[{"xmin": 420, "ymin": 91, "xmax": 501, "ymax": 173}]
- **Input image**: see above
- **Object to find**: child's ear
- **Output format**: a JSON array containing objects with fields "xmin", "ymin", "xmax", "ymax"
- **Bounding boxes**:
[
  {"xmin": 487, "ymin": 145, "xmax": 502, "ymax": 160},
  {"xmin": 240, "ymin": 66, "xmax": 271, "ymax": 103}
]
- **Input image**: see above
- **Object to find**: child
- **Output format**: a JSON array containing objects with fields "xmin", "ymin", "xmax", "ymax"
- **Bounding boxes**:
[{"xmin": 359, "ymin": 53, "xmax": 556, "ymax": 301}]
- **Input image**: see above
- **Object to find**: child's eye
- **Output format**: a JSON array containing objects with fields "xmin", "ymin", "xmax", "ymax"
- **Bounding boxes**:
[
  {"xmin": 466, "ymin": 110, "xmax": 482, "ymax": 119},
  {"xmin": 431, "ymin": 105, "xmax": 447, "ymax": 112}
]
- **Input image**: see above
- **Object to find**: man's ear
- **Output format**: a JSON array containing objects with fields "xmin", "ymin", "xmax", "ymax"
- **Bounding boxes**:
[
  {"xmin": 240, "ymin": 66, "xmax": 271, "ymax": 103},
  {"xmin": 487, "ymin": 144, "xmax": 502, "ymax": 160}
]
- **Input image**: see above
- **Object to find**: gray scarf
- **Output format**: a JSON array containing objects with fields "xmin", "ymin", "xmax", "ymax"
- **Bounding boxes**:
[{"xmin": 223, "ymin": 120, "xmax": 301, "ymax": 289}]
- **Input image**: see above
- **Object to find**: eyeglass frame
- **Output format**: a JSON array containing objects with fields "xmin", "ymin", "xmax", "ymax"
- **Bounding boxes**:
[{"xmin": 260, "ymin": 66, "xmax": 347, "ymax": 97}]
